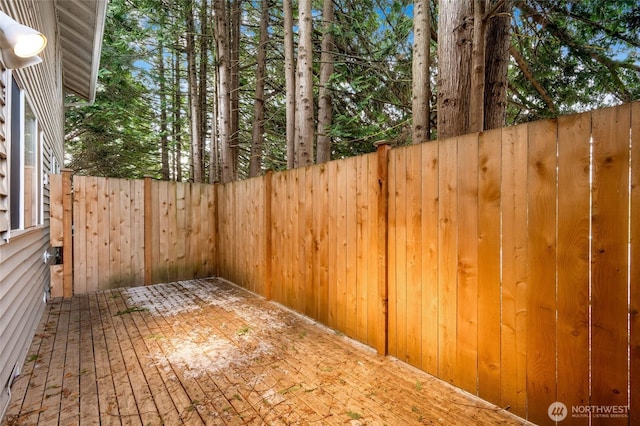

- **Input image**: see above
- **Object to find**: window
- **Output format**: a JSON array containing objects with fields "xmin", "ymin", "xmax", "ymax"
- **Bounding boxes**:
[{"xmin": 9, "ymin": 76, "xmax": 42, "ymax": 231}]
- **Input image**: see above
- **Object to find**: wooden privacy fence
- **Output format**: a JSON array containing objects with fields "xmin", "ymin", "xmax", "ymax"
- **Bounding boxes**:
[
  {"xmin": 50, "ymin": 176, "xmax": 216, "ymax": 295},
  {"xmin": 50, "ymin": 102, "xmax": 640, "ymax": 425}
]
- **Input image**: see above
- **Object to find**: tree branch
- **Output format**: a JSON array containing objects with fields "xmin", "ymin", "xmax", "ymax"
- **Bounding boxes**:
[{"xmin": 509, "ymin": 45, "xmax": 557, "ymax": 113}]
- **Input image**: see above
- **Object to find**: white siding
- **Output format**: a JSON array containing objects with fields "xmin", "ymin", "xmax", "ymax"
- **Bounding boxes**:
[{"xmin": 0, "ymin": 0, "xmax": 65, "ymax": 419}]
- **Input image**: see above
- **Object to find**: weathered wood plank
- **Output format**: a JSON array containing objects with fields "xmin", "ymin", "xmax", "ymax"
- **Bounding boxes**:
[
  {"xmin": 420, "ymin": 140, "xmax": 439, "ymax": 375},
  {"xmin": 355, "ymin": 155, "xmax": 369, "ymax": 343},
  {"xmin": 345, "ymin": 158, "xmax": 358, "ymax": 339},
  {"xmin": 335, "ymin": 160, "xmax": 348, "ymax": 335},
  {"xmin": 526, "ymin": 118, "xmax": 558, "ymax": 425},
  {"xmin": 97, "ymin": 177, "xmax": 111, "ymax": 291},
  {"xmin": 78, "ymin": 295, "xmax": 100, "ymax": 425},
  {"xmin": 405, "ymin": 144, "xmax": 422, "ymax": 367},
  {"xmin": 49, "ymin": 173, "xmax": 63, "ymax": 246},
  {"xmin": 108, "ymin": 178, "xmax": 123, "ymax": 288},
  {"xmin": 631, "ymin": 101, "xmax": 640, "ymax": 425},
  {"xmin": 438, "ymin": 136, "xmax": 458, "ymax": 385},
  {"xmin": 62, "ymin": 169, "xmax": 73, "ymax": 297},
  {"xmin": 85, "ymin": 177, "xmax": 100, "ymax": 293},
  {"xmin": 393, "ymin": 147, "xmax": 408, "ymax": 361},
  {"xmin": 590, "ymin": 104, "xmax": 630, "ymax": 425},
  {"xmin": 73, "ymin": 176, "xmax": 87, "ymax": 294},
  {"xmin": 556, "ymin": 111, "xmax": 591, "ymax": 424},
  {"xmin": 387, "ymin": 149, "xmax": 398, "ymax": 357},
  {"xmin": 304, "ymin": 166, "xmax": 316, "ymax": 319},
  {"xmin": 500, "ymin": 123, "xmax": 529, "ymax": 417},
  {"xmin": 456, "ymin": 132, "xmax": 479, "ymax": 394},
  {"xmin": 477, "ymin": 128, "xmax": 502, "ymax": 405},
  {"xmin": 119, "ymin": 179, "xmax": 133, "ymax": 286},
  {"xmin": 327, "ymin": 161, "xmax": 338, "ymax": 329},
  {"xmin": 367, "ymin": 153, "xmax": 380, "ymax": 351}
]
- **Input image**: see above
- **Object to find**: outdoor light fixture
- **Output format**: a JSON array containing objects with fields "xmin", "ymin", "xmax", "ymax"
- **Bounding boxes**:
[{"xmin": 0, "ymin": 11, "xmax": 47, "ymax": 69}]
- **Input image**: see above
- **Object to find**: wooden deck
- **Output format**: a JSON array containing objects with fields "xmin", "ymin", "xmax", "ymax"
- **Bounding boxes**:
[{"xmin": 3, "ymin": 278, "xmax": 529, "ymax": 425}]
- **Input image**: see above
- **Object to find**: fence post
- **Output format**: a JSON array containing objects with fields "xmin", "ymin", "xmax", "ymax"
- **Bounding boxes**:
[
  {"xmin": 264, "ymin": 170, "xmax": 273, "ymax": 300},
  {"xmin": 61, "ymin": 169, "xmax": 73, "ymax": 298},
  {"xmin": 375, "ymin": 142, "xmax": 390, "ymax": 355},
  {"xmin": 144, "ymin": 176, "xmax": 152, "ymax": 285}
]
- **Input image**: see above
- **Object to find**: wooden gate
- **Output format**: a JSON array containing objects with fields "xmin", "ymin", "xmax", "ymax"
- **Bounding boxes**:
[{"xmin": 49, "ymin": 175, "xmax": 217, "ymax": 296}]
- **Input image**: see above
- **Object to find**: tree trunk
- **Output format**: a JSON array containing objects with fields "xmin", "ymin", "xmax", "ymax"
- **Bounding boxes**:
[
  {"xmin": 213, "ymin": 0, "xmax": 233, "ymax": 182},
  {"xmin": 437, "ymin": 0, "xmax": 473, "ymax": 139},
  {"xmin": 411, "ymin": 0, "xmax": 430, "ymax": 144},
  {"xmin": 210, "ymin": 43, "xmax": 220, "ymax": 183},
  {"xmin": 284, "ymin": 0, "xmax": 296, "ymax": 168},
  {"xmin": 230, "ymin": 0, "xmax": 241, "ymax": 179},
  {"xmin": 316, "ymin": 0, "xmax": 335, "ymax": 163},
  {"xmin": 185, "ymin": 0, "xmax": 202, "ymax": 182},
  {"xmin": 199, "ymin": 0, "xmax": 210, "ymax": 179},
  {"xmin": 159, "ymin": 39, "xmax": 170, "ymax": 180},
  {"xmin": 174, "ymin": 49, "xmax": 183, "ymax": 182},
  {"xmin": 295, "ymin": 0, "xmax": 314, "ymax": 167},
  {"xmin": 469, "ymin": 0, "xmax": 486, "ymax": 133},
  {"xmin": 249, "ymin": 0, "xmax": 269, "ymax": 177},
  {"xmin": 484, "ymin": 0, "xmax": 511, "ymax": 130}
]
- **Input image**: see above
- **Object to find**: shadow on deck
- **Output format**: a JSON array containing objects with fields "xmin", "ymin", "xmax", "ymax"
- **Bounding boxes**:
[{"xmin": 3, "ymin": 278, "xmax": 528, "ymax": 425}]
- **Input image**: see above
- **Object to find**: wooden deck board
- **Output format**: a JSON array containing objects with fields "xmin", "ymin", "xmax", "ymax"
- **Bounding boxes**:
[{"xmin": 3, "ymin": 278, "xmax": 529, "ymax": 425}]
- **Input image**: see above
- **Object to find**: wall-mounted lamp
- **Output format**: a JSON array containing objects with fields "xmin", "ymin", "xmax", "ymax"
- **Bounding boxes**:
[{"xmin": 0, "ymin": 11, "xmax": 47, "ymax": 69}]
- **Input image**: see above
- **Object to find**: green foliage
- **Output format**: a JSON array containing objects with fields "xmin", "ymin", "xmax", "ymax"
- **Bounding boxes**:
[
  {"xmin": 66, "ymin": 0, "xmax": 639, "ymax": 179},
  {"xmin": 65, "ymin": 0, "xmax": 160, "ymax": 178},
  {"xmin": 509, "ymin": 0, "xmax": 640, "ymax": 123}
]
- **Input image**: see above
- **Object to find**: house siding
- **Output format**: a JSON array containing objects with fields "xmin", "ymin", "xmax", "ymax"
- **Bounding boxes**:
[{"xmin": 0, "ymin": 0, "xmax": 65, "ymax": 419}]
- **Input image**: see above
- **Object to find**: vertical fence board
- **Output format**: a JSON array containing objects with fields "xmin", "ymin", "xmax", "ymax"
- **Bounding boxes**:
[
  {"xmin": 438, "ymin": 137, "xmax": 458, "ymax": 385},
  {"xmin": 84, "ymin": 177, "xmax": 99, "ymax": 293},
  {"xmin": 394, "ymin": 147, "xmax": 408, "ymax": 361},
  {"xmin": 387, "ymin": 149, "xmax": 398, "ymax": 357},
  {"xmin": 405, "ymin": 145, "xmax": 422, "ymax": 367},
  {"xmin": 62, "ymin": 170, "xmax": 74, "ymax": 297},
  {"xmin": 336, "ymin": 161, "xmax": 348, "ymax": 335},
  {"xmin": 97, "ymin": 177, "xmax": 110, "ymax": 291},
  {"xmin": 270, "ymin": 176, "xmax": 282, "ymax": 302},
  {"xmin": 556, "ymin": 111, "xmax": 591, "ymax": 423},
  {"xmin": 289, "ymin": 172, "xmax": 299, "ymax": 308},
  {"xmin": 591, "ymin": 104, "xmax": 630, "ymax": 425},
  {"xmin": 345, "ymin": 158, "xmax": 358, "ymax": 339},
  {"xmin": 108, "ymin": 178, "xmax": 122, "ymax": 288},
  {"xmin": 420, "ymin": 141, "xmax": 439, "ymax": 375},
  {"xmin": 367, "ymin": 153, "xmax": 381, "ymax": 351},
  {"xmin": 356, "ymin": 156, "xmax": 369, "ymax": 343},
  {"xmin": 630, "ymin": 101, "xmax": 640, "ymax": 425},
  {"xmin": 327, "ymin": 161, "xmax": 338, "ymax": 329},
  {"xmin": 131, "ymin": 180, "xmax": 144, "ymax": 285},
  {"xmin": 193, "ymin": 183, "xmax": 204, "ymax": 279},
  {"xmin": 500, "ymin": 123, "xmax": 528, "ymax": 417},
  {"xmin": 318, "ymin": 164, "xmax": 329, "ymax": 325},
  {"xmin": 119, "ymin": 179, "xmax": 132, "ymax": 286},
  {"xmin": 526, "ymin": 118, "xmax": 558, "ymax": 425},
  {"xmin": 304, "ymin": 167, "xmax": 315, "ymax": 317},
  {"xmin": 165, "ymin": 181, "xmax": 177, "ymax": 281},
  {"xmin": 375, "ymin": 145, "xmax": 390, "ymax": 355},
  {"xmin": 477, "ymin": 129, "xmax": 501, "ymax": 404},
  {"xmin": 73, "ymin": 176, "xmax": 87, "ymax": 294},
  {"xmin": 157, "ymin": 181, "xmax": 169, "ymax": 283},
  {"xmin": 456, "ymin": 133, "xmax": 479, "ymax": 393},
  {"xmin": 49, "ymin": 173, "xmax": 63, "ymax": 246},
  {"xmin": 175, "ymin": 183, "xmax": 186, "ymax": 279}
]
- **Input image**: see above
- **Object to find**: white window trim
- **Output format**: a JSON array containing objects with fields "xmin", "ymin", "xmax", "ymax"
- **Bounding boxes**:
[{"xmin": 6, "ymin": 75, "xmax": 44, "ymax": 238}]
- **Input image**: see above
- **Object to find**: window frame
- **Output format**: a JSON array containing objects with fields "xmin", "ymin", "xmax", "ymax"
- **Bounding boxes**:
[{"xmin": 7, "ymin": 74, "xmax": 43, "ymax": 235}]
